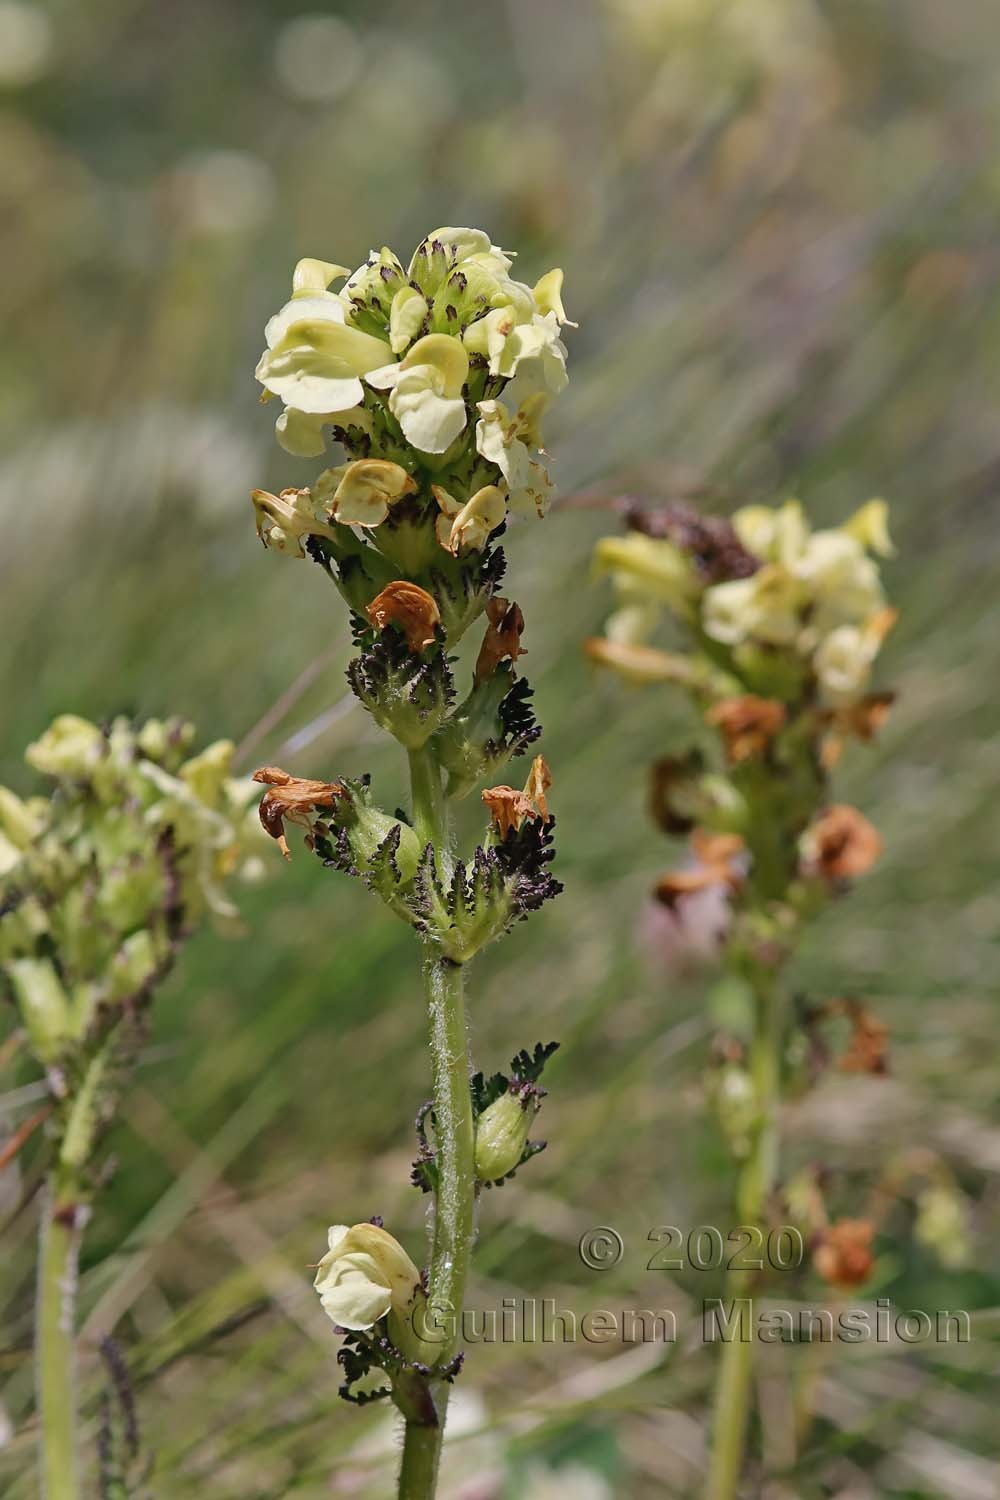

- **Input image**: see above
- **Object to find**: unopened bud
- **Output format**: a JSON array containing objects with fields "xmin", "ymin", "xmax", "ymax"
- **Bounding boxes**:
[
  {"xmin": 474, "ymin": 1088, "xmax": 538, "ymax": 1182},
  {"xmin": 338, "ymin": 797, "xmax": 422, "ymax": 885},
  {"xmin": 26, "ymin": 715, "xmax": 104, "ymax": 779},
  {"xmin": 914, "ymin": 1184, "xmax": 970, "ymax": 1270},
  {"xmin": 8, "ymin": 957, "xmax": 74, "ymax": 1063}
]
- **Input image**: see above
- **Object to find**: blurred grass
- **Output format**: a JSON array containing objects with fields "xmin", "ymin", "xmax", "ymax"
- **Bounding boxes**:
[{"xmin": 2, "ymin": 0, "xmax": 1000, "ymax": 1494}]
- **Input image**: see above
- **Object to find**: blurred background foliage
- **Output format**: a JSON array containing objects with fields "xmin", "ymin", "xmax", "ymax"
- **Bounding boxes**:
[{"xmin": 2, "ymin": 0, "xmax": 1000, "ymax": 1495}]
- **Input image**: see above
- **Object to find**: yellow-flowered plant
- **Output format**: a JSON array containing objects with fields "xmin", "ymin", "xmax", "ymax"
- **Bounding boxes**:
[
  {"xmin": 250, "ymin": 229, "xmax": 570, "ymax": 1500},
  {"xmin": 2, "ymin": 714, "xmax": 262, "ymax": 1499},
  {"xmin": 589, "ymin": 498, "xmax": 901, "ymax": 1500},
  {"xmin": 253, "ymin": 227, "xmax": 569, "ymax": 547}
]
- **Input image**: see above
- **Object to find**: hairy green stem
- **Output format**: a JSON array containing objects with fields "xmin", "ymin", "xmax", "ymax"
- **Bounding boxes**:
[
  {"xmin": 407, "ymin": 747, "xmax": 449, "ymax": 861},
  {"xmin": 398, "ymin": 750, "xmax": 476, "ymax": 1500},
  {"xmin": 37, "ymin": 1182, "xmax": 83, "ymax": 1500},
  {"xmin": 704, "ymin": 972, "xmax": 782, "ymax": 1500},
  {"xmin": 399, "ymin": 1418, "xmax": 445, "ymax": 1500}
]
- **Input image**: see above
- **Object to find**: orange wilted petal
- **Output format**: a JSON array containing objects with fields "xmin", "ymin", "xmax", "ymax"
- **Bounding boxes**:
[
  {"xmin": 655, "ymin": 829, "xmax": 744, "ymax": 907},
  {"xmin": 804, "ymin": 804, "xmax": 882, "ymax": 882},
  {"xmin": 475, "ymin": 597, "xmax": 526, "ymax": 683},
  {"xmin": 367, "ymin": 581, "xmax": 441, "ymax": 653},
  {"xmin": 481, "ymin": 785, "xmax": 535, "ymax": 838},
  {"xmin": 813, "ymin": 1219, "xmax": 875, "ymax": 1289},
  {"xmin": 838, "ymin": 998, "xmax": 889, "ymax": 1076},
  {"xmin": 482, "ymin": 754, "xmax": 553, "ymax": 837},
  {"xmin": 252, "ymin": 766, "xmax": 345, "ymax": 860},
  {"xmin": 522, "ymin": 755, "xmax": 552, "ymax": 822},
  {"xmin": 706, "ymin": 695, "xmax": 786, "ymax": 764}
]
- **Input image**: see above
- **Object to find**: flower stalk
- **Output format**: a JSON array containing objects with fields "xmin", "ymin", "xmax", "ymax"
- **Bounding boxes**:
[
  {"xmin": 37, "ymin": 1185, "xmax": 83, "ymax": 1500},
  {"xmin": 249, "ymin": 228, "xmax": 571, "ymax": 1498}
]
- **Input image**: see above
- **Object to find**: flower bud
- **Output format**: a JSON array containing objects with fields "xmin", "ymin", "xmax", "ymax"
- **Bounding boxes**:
[
  {"xmin": 108, "ymin": 930, "xmax": 161, "ymax": 1003},
  {"xmin": 179, "ymin": 739, "xmax": 236, "ymax": 809},
  {"xmin": 0, "ymin": 786, "xmax": 45, "ymax": 850},
  {"xmin": 709, "ymin": 1060, "xmax": 756, "ymax": 1160},
  {"xmin": 136, "ymin": 716, "xmax": 195, "ymax": 767},
  {"xmin": 593, "ymin": 534, "xmax": 699, "ymax": 616},
  {"xmin": 26, "ymin": 715, "xmax": 104, "ymax": 779},
  {"xmin": 914, "ymin": 1184, "xmax": 969, "ymax": 1269},
  {"xmin": 474, "ymin": 1088, "xmax": 539, "ymax": 1182},
  {"xmin": 842, "ymin": 498, "xmax": 894, "ymax": 557},
  {"xmin": 8, "ymin": 956, "xmax": 74, "ymax": 1063},
  {"xmin": 313, "ymin": 1222, "xmax": 422, "ymax": 1332}
]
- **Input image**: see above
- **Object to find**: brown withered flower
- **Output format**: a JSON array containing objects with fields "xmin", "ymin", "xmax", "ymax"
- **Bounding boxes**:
[
  {"xmin": 820, "ymin": 692, "xmax": 896, "ymax": 769},
  {"xmin": 803, "ymin": 804, "xmax": 882, "ymax": 882},
  {"xmin": 475, "ymin": 597, "xmax": 526, "ymax": 683},
  {"xmin": 813, "ymin": 1218, "xmax": 876, "ymax": 1288},
  {"xmin": 366, "ymin": 581, "xmax": 441, "ymax": 653},
  {"xmin": 654, "ymin": 829, "xmax": 744, "ymax": 907},
  {"xmin": 522, "ymin": 754, "xmax": 551, "ymax": 821},
  {"xmin": 252, "ymin": 766, "xmax": 346, "ymax": 860},
  {"xmin": 838, "ymin": 998, "xmax": 889, "ymax": 1075},
  {"xmin": 707, "ymin": 695, "xmax": 786, "ymax": 764},
  {"xmin": 482, "ymin": 754, "xmax": 552, "ymax": 838}
]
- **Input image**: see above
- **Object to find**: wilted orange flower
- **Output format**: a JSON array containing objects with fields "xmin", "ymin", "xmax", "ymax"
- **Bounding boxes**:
[
  {"xmin": 522, "ymin": 754, "xmax": 551, "ymax": 821},
  {"xmin": 813, "ymin": 1219, "xmax": 875, "ymax": 1288},
  {"xmin": 482, "ymin": 755, "xmax": 552, "ymax": 837},
  {"xmin": 366, "ymin": 581, "xmax": 441, "ymax": 653},
  {"xmin": 820, "ymin": 692, "xmax": 895, "ymax": 769},
  {"xmin": 252, "ymin": 766, "xmax": 345, "ymax": 860},
  {"xmin": 654, "ymin": 829, "xmax": 744, "ymax": 907},
  {"xmin": 838, "ymin": 998, "xmax": 889, "ymax": 1075},
  {"xmin": 804, "ymin": 804, "xmax": 882, "ymax": 882},
  {"xmin": 475, "ymin": 597, "xmax": 526, "ymax": 683},
  {"xmin": 706, "ymin": 696, "xmax": 786, "ymax": 764}
]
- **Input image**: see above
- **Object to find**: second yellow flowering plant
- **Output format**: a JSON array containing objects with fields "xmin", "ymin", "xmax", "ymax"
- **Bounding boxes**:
[
  {"xmin": 249, "ymin": 227, "xmax": 571, "ymax": 1499},
  {"xmin": 589, "ymin": 496, "xmax": 897, "ymax": 1497}
]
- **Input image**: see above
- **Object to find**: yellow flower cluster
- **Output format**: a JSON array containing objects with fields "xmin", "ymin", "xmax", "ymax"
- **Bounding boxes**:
[
  {"xmin": 253, "ymin": 228, "xmax": 572, "ymax": 558},
  {"xmin": 594, "ymin": 499, "xmax": 895, "ymax": 706},
  {"xmin": 0, "ymin": 715, "xmax": 263, "ymax": 1064}
]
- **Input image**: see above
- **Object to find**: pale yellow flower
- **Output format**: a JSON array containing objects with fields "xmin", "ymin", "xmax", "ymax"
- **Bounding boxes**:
[
  {"xmin": 251, "ymin": 487, "xmax": 338, "ymax": 557},
  {"xmin": 475, "ymin": 398, "xmax": 554, "ymax": 517},
  {"xmin": 702, "ymin": 566, "xmax": 803, "ymax": 647},
  {"xmin": 464, "ymin": 306, "xmax": 567, "ymax": 389},
  {"xmin": 842, "ymin": 498, "xmax": 895, "ymax": 557},
  {"xmin": 313, "ymin": 1223, "xmax": 422, "ymax": 1331},
  {"xmin": 324, "ymin": 459, "xmax": 417, "ymax": 527},
  {"xmin": 593, "ymin": 534, "xmax": 699, "ymax": 613},
  {"xmin": 366, "ymin": 333, "xmax": 469, "ymax": 454},
  {"xmin": 275, "ymin": 404, "xmax": 374, "ymax": 459},
  {"xmin": 388, "ymin": 285, "xmax": 429, "ymax": 354},
  {"xmin": 433, "ymin": 483, "xmax": 507, "ymax": 553},
  {"xmin": 731, "ymin": 499, "xmax": 808, "ymax": 564},
  {"xmin": 255, "ymin": 293, "xmax": 391, "ymax": 414}
]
